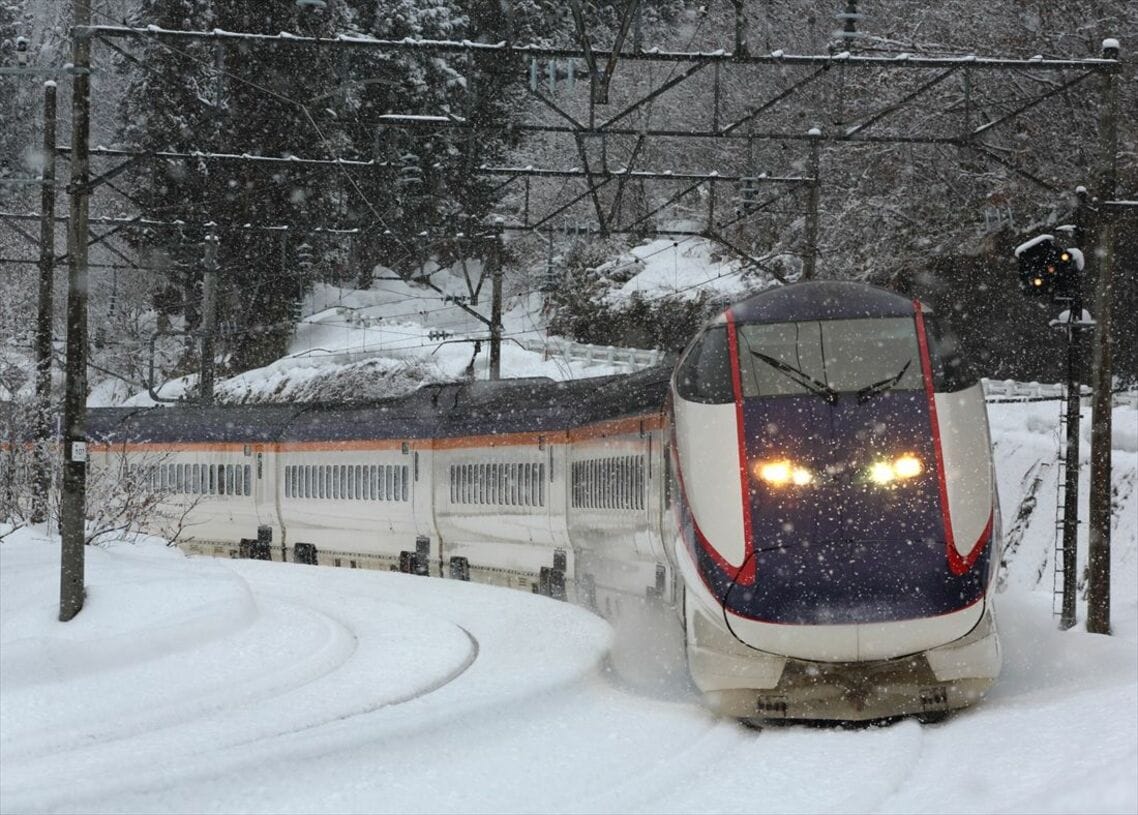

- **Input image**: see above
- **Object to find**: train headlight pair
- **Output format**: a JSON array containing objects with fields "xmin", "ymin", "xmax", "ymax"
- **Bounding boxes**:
[
  {"xmin": 754, "ymin": 459, "xmax": 814, "ymax": 487},
  {"xmin": 753, "ymin": 454, "xmax": 925, "ymax": 487},
  {"xmin": 868, "ymin": 454, "xmax": 924, "ymax": 485}
]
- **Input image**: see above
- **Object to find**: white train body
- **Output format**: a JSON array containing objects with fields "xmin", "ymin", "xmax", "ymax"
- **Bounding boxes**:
[{"xmin": 87, "ymin": 281, "xmax": 1002, "ymax": 722}]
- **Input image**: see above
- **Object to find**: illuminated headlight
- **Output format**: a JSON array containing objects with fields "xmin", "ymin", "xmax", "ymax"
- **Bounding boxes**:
[
  {"xmin": 868, "ymin": 454, "xmax": 924, "ymax": 485},
  {"xmin": 755, "ymin": 459, "xmax": 814, "ymax": 487}
]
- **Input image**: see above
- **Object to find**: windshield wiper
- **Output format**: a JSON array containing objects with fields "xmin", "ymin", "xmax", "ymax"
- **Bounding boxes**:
[
  {"xmin": 750, "ymin": 351, "xmax": 839, "ymax": 404},
  {"xmin": 856, "ymin": 360, "xmax": 912, "ymax": 404}
]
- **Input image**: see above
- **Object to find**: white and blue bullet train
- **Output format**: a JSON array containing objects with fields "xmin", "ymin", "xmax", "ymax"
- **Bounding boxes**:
[{"xmin": 86, "ymin": 281, "xmax": 1002, "ymax": 721}]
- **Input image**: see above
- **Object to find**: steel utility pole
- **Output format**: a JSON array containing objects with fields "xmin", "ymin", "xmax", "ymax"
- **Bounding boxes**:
[
  {"xmin": 59, "ymin": 0, "xmax": 92, "ymax": 622},
  {"xmin": 32, "ymin": 80, "xmax": 57, "ymax": 525},
  {"xmin": 488, "ymin": 221, "xmax": 504, "ymax": 381},
  {"xmin": 803, "ymin": 127, "xmax": 822, "ymax": 281},
  {"xmin": 199, "ymin": 232, "xmax": 219, "ymax": 405},
  {"xmin": 1086, "ymin": 38, "xmax": 1120, "ymax": 636}
]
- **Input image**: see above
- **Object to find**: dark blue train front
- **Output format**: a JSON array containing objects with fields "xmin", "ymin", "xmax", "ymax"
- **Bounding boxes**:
[{"xmin": 668, "ymin": 280, "xmax": 1001, "ymax": 719}]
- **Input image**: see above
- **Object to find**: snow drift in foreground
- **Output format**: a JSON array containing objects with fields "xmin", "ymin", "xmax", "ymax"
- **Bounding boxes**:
[{"xmin": 1, "ymin": 401, "xmax": 1135, "ymax": 814}]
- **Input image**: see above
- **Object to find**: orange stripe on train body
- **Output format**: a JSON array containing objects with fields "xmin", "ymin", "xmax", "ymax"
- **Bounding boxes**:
[{"xmin": 87, "ymin": 412, "xmax": 667, "ymax": 455}]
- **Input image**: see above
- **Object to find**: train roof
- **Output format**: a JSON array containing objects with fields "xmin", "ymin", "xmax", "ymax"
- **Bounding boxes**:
[
  {"xmin": 84, "ymin": 364, "xmax": 673, "ymax": 445},
  {"xmin": 727, "ymin": 280, "xmax": 917, "ymax": 324}
]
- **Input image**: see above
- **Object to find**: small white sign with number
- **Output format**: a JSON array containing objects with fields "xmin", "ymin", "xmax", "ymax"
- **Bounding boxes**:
[{"xmin": 71, "ymin": 442, "xmax": 87, "ymax": 463}]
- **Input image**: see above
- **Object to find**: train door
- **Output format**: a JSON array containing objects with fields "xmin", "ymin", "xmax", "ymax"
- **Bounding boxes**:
[
  {"xmin": 251, "ymin": 444, "xmax": 279, "ymax": 539},
  {"xmin": 410, "ymin": 444, "xmax": 440, "ymax": 572}
]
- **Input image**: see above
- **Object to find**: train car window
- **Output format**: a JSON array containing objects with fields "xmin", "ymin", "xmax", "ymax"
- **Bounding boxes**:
[
  {"xmin": 227, "ymin": 465, "xmax": 236, "ymax": 496},
  {"xmin": 207, "ymin": 464, "xmax": 215, "ymax": 495},
  {"xmin": 675, "ymin": 326, "xmax": 734, "ymax": 404},
  {"xmin": 925, "ymin": 315, "xmax": 978, "ymax": 392},
  {"xmin": 367, "ymin": 465, "xmax": 375, "ymax": 500},
  {"xmin": 636, "ymin": 456, "xmax": 645, "ymax": 510},
  {"xmin": 821, "ymin": 318, "xmax": 922, "ymax": 394},
  {"xmin": 400, "ymin": 465, "xmax": 409, "ymax": 502},
  {"xmin": 346, "ymin": 465, "xmax": 354, "ymax": 500},
  {"xmin": 284, "ymin": 466, "xmax": 292, "ymax": 498},
  {"xmin": 243, "ymin": 464, "xmax": 250, "ymax": 496},
  {"xmin": 736, "ymin": 318, "xmax": 923, "ymax": 398},
  {"xmin": 341, "ymin": 465, "xmax": 348, "ymax": 499},
  {"xmin": 537, "ymin": 464, "xmax": 546, "ymax": 507},
  {"xmin": 736, "ymin": 321, "xmax": 825, "ymax": 397}
]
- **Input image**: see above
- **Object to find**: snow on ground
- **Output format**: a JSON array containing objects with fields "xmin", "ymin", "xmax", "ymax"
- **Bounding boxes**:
[
  {"xmin": 121, "ymin": 261, "xmax": 651, "ymax": 406},
  {"xmin": 606, "ymin": 235, "xmax": 763, "ymax": 304},
  {"xmin": 116, "ymin": 234, "xmax": 762, "ymax": 407},
  {"xmin": 2, "ymin": 401, "xmax": 1135, "ymax": 814}
]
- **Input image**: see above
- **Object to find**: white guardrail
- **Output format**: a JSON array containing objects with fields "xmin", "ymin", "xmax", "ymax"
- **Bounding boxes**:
[
  {"xmin": 517, "ymin": 337, "xmax": 665, "ymax": 372},
  {"xmin": 981, "ymin": 379, "xmax": 1137, "ymax": 407}
]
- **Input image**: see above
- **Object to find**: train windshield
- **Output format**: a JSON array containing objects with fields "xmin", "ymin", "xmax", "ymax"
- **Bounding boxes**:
[{"xmin": 735, "ymin": 317, "xmax": 924, "ymax": 399}]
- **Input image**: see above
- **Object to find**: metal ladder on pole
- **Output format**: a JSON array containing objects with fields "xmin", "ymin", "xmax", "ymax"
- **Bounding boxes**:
[{"xmin": 1051, "ymin": 388, "xmax": 1068, "ymax": 617}]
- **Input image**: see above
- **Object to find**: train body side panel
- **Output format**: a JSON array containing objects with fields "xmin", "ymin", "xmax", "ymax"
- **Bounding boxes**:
[
  {"xmin": 935, "ymin": 384, "xmax": 998, "ymax": 564},
  {"xmin": 431, "ymin": 436, "xmax": 565, "ymax": 589},
  {"xmin": 275, "ymin": 445, "xmax": 419, "ymax": 567}
]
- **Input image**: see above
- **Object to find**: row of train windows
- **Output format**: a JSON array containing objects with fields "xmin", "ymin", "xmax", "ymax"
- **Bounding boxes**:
[
  {"xmin": 571, "ymin": 455, "xmax": 646, "ymax": 511},
  {"xmin": 449, "ymin": 462, "xmax": 546, "ymax": 507},
  {"xmin": 130, "ymin": 463, "xmax": 252, "ymax": 497},
  {"xmin": 283, "ymin": 464, "xmax": 409, "ymax": 502}
]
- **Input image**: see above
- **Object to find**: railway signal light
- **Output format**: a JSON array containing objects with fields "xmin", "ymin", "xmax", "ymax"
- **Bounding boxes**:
[{"xmin": 1013, "ymin": 234, "xmax": 1081, "ymax": 299}]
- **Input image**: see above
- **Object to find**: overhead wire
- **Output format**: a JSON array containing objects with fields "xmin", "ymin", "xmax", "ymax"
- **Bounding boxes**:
[{"xmin": 79, "ymin": 11, "xmax": 771, "ymax": 379}]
